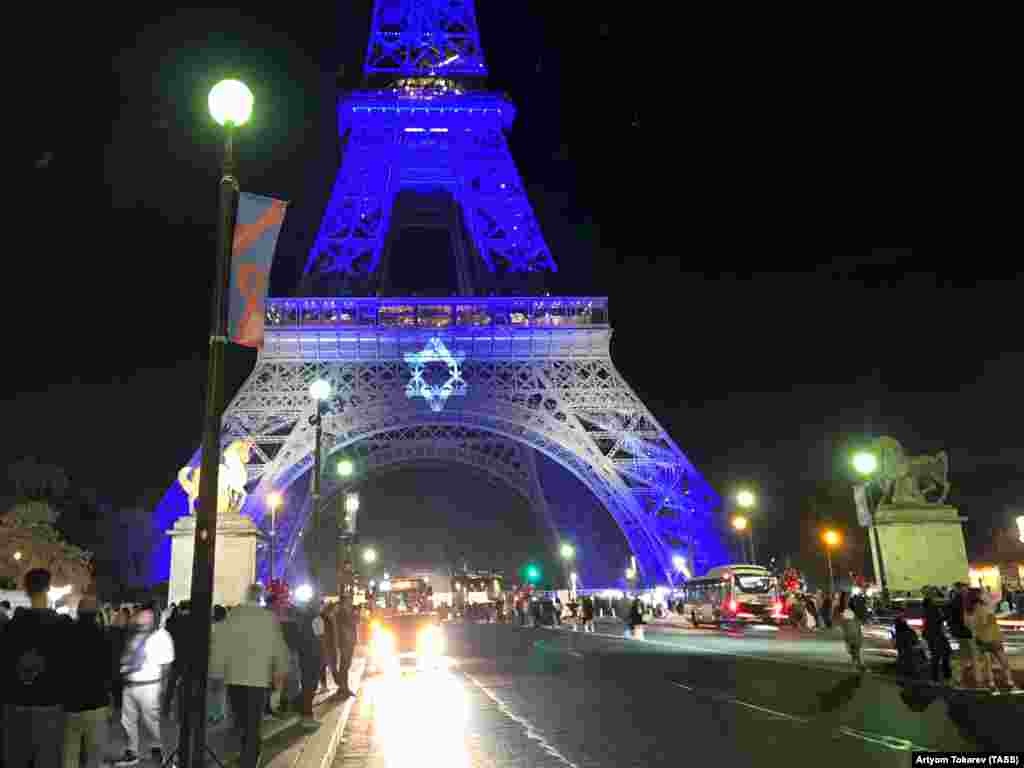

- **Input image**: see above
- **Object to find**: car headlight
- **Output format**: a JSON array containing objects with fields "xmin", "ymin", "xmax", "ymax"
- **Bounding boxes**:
[
  {"xmin": 372, "ymin": 628, "xmax": 395, "ymax": 659},
  {"xmin": 417, "ymin": 625, "xmax": 444, "ymax": 657}
]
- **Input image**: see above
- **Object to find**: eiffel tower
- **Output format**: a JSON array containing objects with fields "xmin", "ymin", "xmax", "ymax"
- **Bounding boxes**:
[{"xmin": 154, "ymin": 0, "xmax": 727, "ymax": 589}]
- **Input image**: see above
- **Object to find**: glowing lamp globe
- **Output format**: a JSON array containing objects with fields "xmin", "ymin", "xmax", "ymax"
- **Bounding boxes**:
[
  {"xmin": 294, "ymin": 584, "xmax": 314, "ymax": 603},
  {"xmin": 560, "ymin": 543, "xmax": 575, "ymax": 560},
  {"xmin": 309, "ymin": 379, "xmax": 331, "ymax": 401},
  {"xmin": 736, "ymin": 490, "xmax": 756, "ymax": 509},
  {"xmin": 852, "ymin": 452, "xmax": 878, "ymax": 477},
  {"xmin": 823, "ymin": 530, "xmax": 840, "ymax": 548},
  {"xmin": 267, "ymin": 492, "xmax": 282, "ymax": 510},
  {"xmin": 337, "ymin": 459, "xmax": 354, "ymax": 478},
  {"xmin": 209, "ymin": 79, "xmax": 254, "ymax": 127},
  {"xmin": 363, "ymin": 548, "xmax": 377, "ymax": 564},
  {"xmin": 732, "ymin": 516, "xmax": 749, "ymax": 532}
]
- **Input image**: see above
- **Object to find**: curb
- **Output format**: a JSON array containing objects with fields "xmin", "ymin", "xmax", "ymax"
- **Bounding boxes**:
[{"xmin": 290, "ymin": 658, "xmax": 366, "ymax": 768}]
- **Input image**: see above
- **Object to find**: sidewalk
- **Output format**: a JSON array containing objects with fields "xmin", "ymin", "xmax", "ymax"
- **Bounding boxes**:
[{"xmin": 101, "ymin": 659, "xmax": 365, "ymax": 768}]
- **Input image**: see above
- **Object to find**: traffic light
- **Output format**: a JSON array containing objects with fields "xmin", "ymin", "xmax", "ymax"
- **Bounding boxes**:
[{"xmin": 525, "ymin": 564, "xmax": 541, "ymax": 583}]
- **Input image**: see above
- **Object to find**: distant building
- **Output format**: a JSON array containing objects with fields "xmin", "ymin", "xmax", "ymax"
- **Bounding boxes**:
[{"xmin": 968, "ymin": 518, "xmax": 1024, "ymax": 598}]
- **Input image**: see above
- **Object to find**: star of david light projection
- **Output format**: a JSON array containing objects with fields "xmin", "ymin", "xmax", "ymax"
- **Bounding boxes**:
[{"xmin": 404, "ymin": 337, "xmax": 467, "ymax": 412}]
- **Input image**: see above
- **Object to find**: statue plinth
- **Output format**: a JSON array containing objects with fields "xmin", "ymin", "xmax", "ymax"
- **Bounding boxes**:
[
  {"xmin": 871, "ymin": 503, "xmax": 969, "ymax": 593},
  {"xmin": 168, "ymin": 512, "xmax": 260, "ymax": 608}
]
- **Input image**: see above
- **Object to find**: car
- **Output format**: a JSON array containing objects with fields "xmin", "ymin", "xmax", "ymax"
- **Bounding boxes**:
[{"xmin": 367, "ymin": 611, "xmax": 446, "ymax": 674}]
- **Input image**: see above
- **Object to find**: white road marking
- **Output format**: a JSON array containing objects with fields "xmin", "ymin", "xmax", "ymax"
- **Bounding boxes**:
[
  {"xmin": 464, "ymin": 672, "xmax": 582, "ymax": 768},
  {"xmin": 669, "ymin": 680, "xmax": 936, "ymax": 752}
]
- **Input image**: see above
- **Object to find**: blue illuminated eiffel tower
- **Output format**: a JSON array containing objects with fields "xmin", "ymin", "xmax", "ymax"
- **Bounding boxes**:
[
  {"xmin": 154, "ymin": 0, "xmax": 727, "ymax": 596},
  {"xmin": 301, "ymin": 0, "xmax": 557, "ymax": 298}
]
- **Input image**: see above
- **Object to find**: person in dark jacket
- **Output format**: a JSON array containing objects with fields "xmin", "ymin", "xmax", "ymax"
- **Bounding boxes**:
[
  {"xmin": 160, "ymin": 602, "xmax": 185, "ymax": 718},
  {"xmin": 948, "ymin": 583, "xmax": 975, "ymax": 686},
  {"xmin": 581, "ymin": 595, "xmax": 595, "ymax": 633},
  {"xmin": 893, "ymin": 618, "xmax": 926, "ymax": 678},
  {"xmin": 63, "ymin": 596, "xmax": 115, "ymax": 768},
  {"xmin": 923, "ymin": 596, "xmax": 952, "ymax": 683},
  {"xmin": 294, "ymin": 603, "xmax": 323, "ymax": 729},
  {"xmin": 0, "ymin": 568, "xmax": 70, "ymax": 768},
  {"xmin": 628, "ymin": 597, "xmax": 645, "ymax": 639},
  {"xmin": 820, "ymin": 592, "xmax": 834, "ymax": 629},
  {"xmin": 334, "ymin": 599, "xmax": 357, "ymax": 699}
]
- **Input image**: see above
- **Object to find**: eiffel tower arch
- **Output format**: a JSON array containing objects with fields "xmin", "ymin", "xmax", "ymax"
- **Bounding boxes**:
[{"xmin": 152, "ymin": 0, "xmax": 727, "ymax": 589}]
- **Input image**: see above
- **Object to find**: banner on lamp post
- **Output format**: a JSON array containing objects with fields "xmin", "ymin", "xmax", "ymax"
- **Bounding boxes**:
[{"xmin": 229, "ymin": 193, "xmax": 288, "ymax": 348}]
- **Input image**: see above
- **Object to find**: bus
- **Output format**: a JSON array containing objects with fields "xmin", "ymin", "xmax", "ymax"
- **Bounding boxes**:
[
  {"xmin": 680, "ymin": 564, "xmax": 782, "ymax": 626},
  {"xmin": 372, "ymin": 576, "xmax": 433, "ymax": 615}
]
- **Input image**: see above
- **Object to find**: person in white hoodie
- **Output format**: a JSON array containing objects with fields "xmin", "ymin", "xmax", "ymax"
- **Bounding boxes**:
[{"xmin": 209, "ymin": 585, "xmax": 289, "ymax": 768}]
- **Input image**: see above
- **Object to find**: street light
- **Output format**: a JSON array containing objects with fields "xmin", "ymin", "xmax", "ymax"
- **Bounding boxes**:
[
  {"xmin": 267, "ymin": 492, "xmax": 283, "ymax": 583},
  {"xmin": 363, "ymin": 547, "xmax": 377, "ymax": 564},
  {"xmin": 851, "ymin": 449, "xmax": 889, "ymax": 602},
  {"xmin": 337, "ymin": 458, "xmax": 354, "ymax": 478},
  {"xmin": 208, "ymin": 79, "xmax": 254, "ymax": 128},
  {"xmin": 732, "ymin": 516, "xmax": 748, "ymax": 531},
  {"xmin": 307, "ymin": 378, "xmax": 331, "ymax": 594},
  {"xmin": 13, "ymin": 551, "xmax": 22, "ymax": 561},
  {"xmin": 852, "ymin": 451, "xmax": 878, "ymax": 477},
  {"xmin": 560, "ymin": 543, "xmax": 575, "ymax": 560},
  {"xmin": 673, "ymin": 555, "xmax": 691, "ymax": 580},
  {"xmin": 735, "ymin": 490, "xmax": 758, "ymax": 563},
  {"xmin": 337, "ymin": 491, "xmax": 361, "ymax": 599},
  {"xmin": 180, "ymin": 77, "xmax": 254, "ymax": 768},
  {"xmin": 822, "ymin": 529, "xmax": 841, "ymax": 595}
]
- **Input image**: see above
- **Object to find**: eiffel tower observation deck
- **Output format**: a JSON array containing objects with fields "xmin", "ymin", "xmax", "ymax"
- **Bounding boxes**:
[{"xmin": 155, "ymin": 0, "xmax": 728, "ymax": 589}]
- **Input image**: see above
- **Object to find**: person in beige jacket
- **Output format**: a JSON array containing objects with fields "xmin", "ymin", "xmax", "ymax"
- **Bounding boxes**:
[{"xmin": 210, "ymin": 585, "xmax": 289, "ymax": 768}]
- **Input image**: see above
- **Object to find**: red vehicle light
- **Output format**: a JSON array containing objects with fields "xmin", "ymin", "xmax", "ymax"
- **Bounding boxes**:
[
  {"xmin": 729, "ymin": 599, "xmax": 738, "ymax": 613},
  {"xmin": 907, "ymin": 618, "xmax": 924, "ymax": 628}
]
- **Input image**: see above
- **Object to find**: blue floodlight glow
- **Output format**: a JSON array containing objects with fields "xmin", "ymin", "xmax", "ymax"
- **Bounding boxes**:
[
  {"xmin": 146, "ymin": 2, "xmax": 728, "ymax": 591},
  {"xmin": 404, "ymin": 337, "xmax": 467, "ymax": 412}
]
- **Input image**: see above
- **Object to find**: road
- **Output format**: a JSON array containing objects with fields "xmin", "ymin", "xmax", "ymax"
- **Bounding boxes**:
[
  {"xmin": 586, "ymin": 616, "xmax": 1024, "ymax": 677},
  {"xmin": 333, "ymin": 623, "xmax": 1024, "ymax": 768}
]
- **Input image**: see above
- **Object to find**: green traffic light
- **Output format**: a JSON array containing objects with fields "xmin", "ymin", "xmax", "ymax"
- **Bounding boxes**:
[{"xmin": 526, "ymin": 565, "xmax": 540, "ymax": 582}]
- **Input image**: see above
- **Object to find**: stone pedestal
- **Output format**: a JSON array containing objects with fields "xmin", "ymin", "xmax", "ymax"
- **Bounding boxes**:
[
  {"xmin": 168, "ymin": 513, "xmax": 260, "ymax": 608},
  {"xmin": 871, "ymin": 504, "xmax": 969, "ymax": 593}
]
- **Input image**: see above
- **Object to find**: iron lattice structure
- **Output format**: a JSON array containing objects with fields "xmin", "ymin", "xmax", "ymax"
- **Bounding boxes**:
[
  {"xmin": 216, "ymin": 296, "xmax": 725, "ymax": 586},
  {"xmin": 364, "ymin": 0, "xmax": 488, "ymax": 78},
  {"xmin": 150, "ymin": 1, "xmax": 727, "ymax": 587}
]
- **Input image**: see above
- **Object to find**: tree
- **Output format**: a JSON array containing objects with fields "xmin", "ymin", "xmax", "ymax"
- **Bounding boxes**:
[{"xmin": 0, "ymin": 508, "xmax": 93, "ymax": 592}]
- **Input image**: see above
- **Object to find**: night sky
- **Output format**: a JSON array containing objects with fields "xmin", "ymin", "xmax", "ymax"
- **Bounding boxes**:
[{"xmin": 6, "ymin": 4, "xmax": 1020, "ymax": 583}]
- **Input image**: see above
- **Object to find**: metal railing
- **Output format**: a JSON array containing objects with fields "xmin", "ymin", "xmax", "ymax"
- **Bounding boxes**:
[{"xmin": 264, "ymin": 296, "xmax": 609, "ymax": 331}]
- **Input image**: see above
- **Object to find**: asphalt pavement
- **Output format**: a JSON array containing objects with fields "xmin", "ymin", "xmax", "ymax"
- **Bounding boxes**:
[{"xmin": 332, "ymin": 623, "xmax": 1024, "ymax": 768}]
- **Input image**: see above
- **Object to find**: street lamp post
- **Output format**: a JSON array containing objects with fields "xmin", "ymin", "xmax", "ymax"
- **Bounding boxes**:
[
  {"xmin": 267, "ymin": 492, "xmax": 282, "ymax": 584},
  {"xmin": 338, "ymin": 491, "xmax": 360, "ymax": 599},
  {"xmin": 560, "ymin": 542, "xmax": 575, "ymax": 593},
  {"xmin": 736, "ymin": 490, "xmax": 757, "ymax": 563},
  {"xmin": 308, "ymin": 378, "xmax": 331, "ymax": 593},
  {"xmin": 179, "ymin": 78, "xmax": 254, "ymax": 768},
  {"xmin": 731, "ymin": 515, "xmax": 750, "ymax": 563},
  {"xmin": 852, "ymin": 450, "xmax": 889, "ymax": 602},
  {"xmin": 823, "ymin": 529, "xmax": 840, "ymax": 595}
]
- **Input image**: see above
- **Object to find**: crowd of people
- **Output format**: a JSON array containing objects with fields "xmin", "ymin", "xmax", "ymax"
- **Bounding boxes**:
[
  {"xmin": 779, "ymin": 583, "xmax": 1019, "ymax": 691},
  {"xmin": 0, "ymin": 569, "xmax": 359, "ymax": 768}
]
